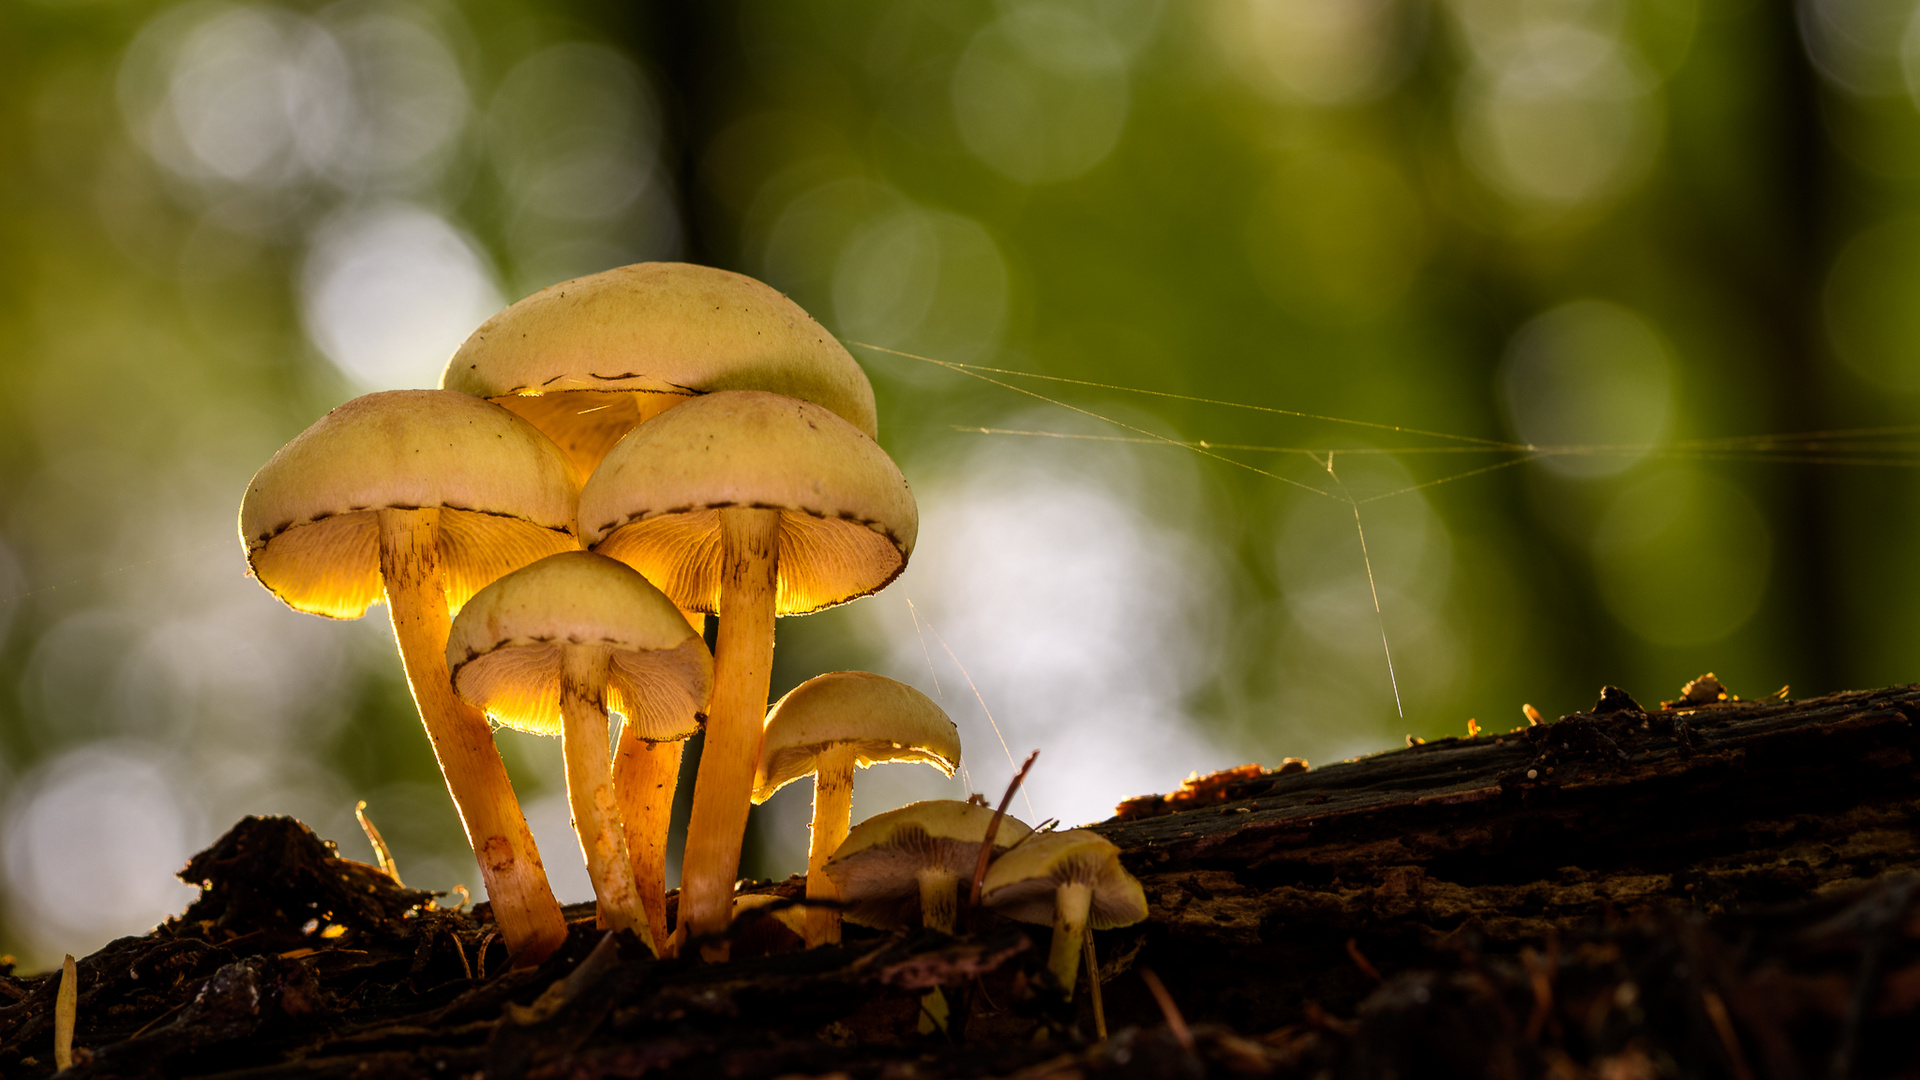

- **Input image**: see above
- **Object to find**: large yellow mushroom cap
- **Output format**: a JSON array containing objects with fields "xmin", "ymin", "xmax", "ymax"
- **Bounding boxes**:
[
  {"xmin": 238, "ymin": 390, "xmax": 579, "ymax": 620},
  {"xmin": 980, "ymin": 829, "xmax": 1147, "ymax": 931},
  {"xmin": 753, "ymin": 672, "xmax": 960, "ymax": 803},
  {"xmin": 440, "ymin": 262, "xmax": 878, "ymax": 475},
  {"xmin": 446, "ymin": 551, "xmax": 712, "ymax": 739},
  {"xmin": 579, "ymin": 390, "xmax": 917, "ymax": 615}
]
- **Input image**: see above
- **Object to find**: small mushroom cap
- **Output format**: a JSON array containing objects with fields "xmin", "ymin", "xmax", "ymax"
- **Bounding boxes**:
[
  {"xmin": 446, "ymin": 552, "xmax": 712, "ymax": 739},
  {"xmin": 579, "ymin": 391, "xmax": 917, "ymax": 614},
  {"xmin": 239, "ymin": 390, "xmax": 578, "ymax": 619},
  {"xmin": 822, "ymin": 800, "xmax": 1032, "ymax": 929},
  {"xmin": 440, "ymin": 262, "xmax": 878, "ymax": 452},
  {"xmin": 752, "ymin": 672, "xmax": 959, "ymax": 803},
  {"xmin": 980, "ymin": 829, "xmax": 1147, "ymax": 931}
]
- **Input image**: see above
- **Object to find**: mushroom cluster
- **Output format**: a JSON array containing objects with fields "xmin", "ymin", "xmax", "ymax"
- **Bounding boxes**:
[{"xmin": 238, "ymin": 261, "xmax": 1144, "ymax": 987}]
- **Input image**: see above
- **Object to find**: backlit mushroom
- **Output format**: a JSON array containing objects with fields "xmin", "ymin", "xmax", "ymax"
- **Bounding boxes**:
[
  {"xmin": 981, "ymin": 829, "xmax": 1146, "ymax": 1000},
  {"xmin": 753, "ymin": 673, "xmax": 961, "ymax": 946},
  {"xmin": 446, "ymin": 551, "xmax": 711, "ymax": 953},
  {"xmin": 239, "ymin": 390, "xmax": 576, "ymax": 964},
  {"xmin": 579, "ymin": 390, "xmax": 917, "ymax": 956},
  {"xmin": 823, "ymin": 799, "xmax": 1031, "ymax": 936},
  {"xmin": 441, "ymin": 262, "xmax": 878, "ymax": 480}
]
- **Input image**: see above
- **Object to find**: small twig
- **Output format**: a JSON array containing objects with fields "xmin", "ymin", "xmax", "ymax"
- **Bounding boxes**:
[
  {"xmin": 1139, "ymin": 967, "xmax": 1194, "ymax": 1053},
  {"xmin": 1521, "ymin": 940, "xmax": 1558, "ymax": 1041},
  {"xmin": 1345, "ymin": 938, "xmax": 1383, "ymax": 983},
  {"xmin": 969, "ymin": 750, "xmax": 1039, "ymax": 911},
  {"xmin": 1084, "ymin": 933, "xmax": 1106, "ymax": 1041},
  {"xmin": 355, "ymin": 801, "xmax": 402, "ymax": 886},
  {"xmin": 1701, "ymin": 989, "xmax": 1756, "ymax": 1080},
  {"xmin": 126, "ymin": 999, "xmax": 188, "ymax": 1040},
  {"xmin": 54, "ymin": 954, "xmax": 76, "ymax": 1070}
]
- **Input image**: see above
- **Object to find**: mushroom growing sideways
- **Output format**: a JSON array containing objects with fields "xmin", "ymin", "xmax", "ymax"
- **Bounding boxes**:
[
  {"xmin": 981, "ymin": 830, "xmax": 1146, "ymax": 1000},
  {"xmin": 441, "ymin": 262, "xmax": 878, "ymax": 481},
  {"xmin": 239, "ymin": 390, "xmax": 576, "ymax": 964},
  {"xmin": 753, "ymin": 673, "xmax": 961, "ymax": 946},
  {"xmin": 823, "ymin": 799, "xmax": 1032, "ymax": 936},
  {"xmin": 446, "ymin": 551, "xmax": 712, "ymax": 954},
  {"xmin": 579, "ymin": 390, "xmax": 918, "ymax": 956}
]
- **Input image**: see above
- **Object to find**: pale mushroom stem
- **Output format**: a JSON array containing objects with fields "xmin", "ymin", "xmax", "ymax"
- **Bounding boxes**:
[
  {"xmin": 1050, "ymin": 881, "xmax": 1094, "ymax": 1000},
  {"xmin": 678, "ymin": 506, "xmax": 781, "ymax": 959},
  {"xmin": 560, "ymin": 644, "xmax": 650, "ymax": 950},
  {"xmin": 377, "ymin": 508, "xmax": 567, "ymax": 966},
  {"xmin": 918, "ymin": 869, "xmax": 959, "ymax": 935},
  {"xmin": 614, "ymin": 733, "xmax": 685, "ymax": 954},
  {"xmin": 803, "ymin": 742, "xmax": 859, "ymax": 947}
]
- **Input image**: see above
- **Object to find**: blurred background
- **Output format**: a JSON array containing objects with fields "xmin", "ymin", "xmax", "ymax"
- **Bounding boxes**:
[{"xmin": 0, "ymin": 0, "xmax": 1913, "ymax": 967}]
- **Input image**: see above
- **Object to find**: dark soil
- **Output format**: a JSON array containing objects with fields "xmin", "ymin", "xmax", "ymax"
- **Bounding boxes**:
[{"xmin": 3, "ymin": 681, "xmax": 1917, "ymax": 1078}]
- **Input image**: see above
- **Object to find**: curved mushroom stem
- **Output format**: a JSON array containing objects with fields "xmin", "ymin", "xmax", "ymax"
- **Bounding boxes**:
[
  {"xmin": 1049, "ymin": 881, "xmax": 1094, "ymax": 1000},
  {"xmin": 377, "ymin": 507, "xmax": 566, "ymax": 966},
  {"xmin": 614, "ymin": 733, "xmax": 685, "ymax": 955},
  {"xmin": 678, "ymin": 507, "xmax": 781, "ymax": 959},
  {"xmin": 918, "ymin": 869, "xmax": 959, "ymax": 935},
  {"xmin": 804, "ymin": 743, "xmax": 858, "ymax": 947},
  {"xmin": 561, "ymin": 644, "xmax": 649, "ymax": 948}
]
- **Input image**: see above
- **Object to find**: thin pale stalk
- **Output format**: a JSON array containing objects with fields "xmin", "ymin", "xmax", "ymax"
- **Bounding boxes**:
[
  {"xmin": 378, "ymin": 507, "xmax": 566, "ymax": 966},
  {"xmin": 1050, "ymin": 881, "xmax": 1093, "ymax": 1000},
  {"xmin": 804, "ymin": 743, "xmax": 858, "ymax": 947},
  {"xmin": 615, "ymin": 733, "xmax": 685, "ymax": 953},
  {"xmin": 678, "ymin": 507, "xmax": 781, "ymax": 959},
  {"xmin": 562, "ymin": 644, "xmax": 648, "ymax": 948}
]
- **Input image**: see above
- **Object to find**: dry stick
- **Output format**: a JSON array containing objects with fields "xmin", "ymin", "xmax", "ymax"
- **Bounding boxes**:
[
  {"xmin": 1139, "ymin": 967, "xmax": 1194, "ymax": 1053},
  {"xmin": 54, "ymin": 954, "xmax": 75, "ymax": 1070},
  {"xmin": 355, "ymin": 800, "xmax": 402, "ymax": 885},
  {"xmin": 1084, "ymin": 933, "xmax": 1106, "ymax": 1041},
  {"xmin": 1346, "ymin": 937, "xmax": 1383, "ymax": 983},
  {"xmin": 969, "ymin": 750, "xmax": 1041, "ymax": 913},
  {"xmin": 1700, "ymin": 989, "xmax": 1757, "ymax": 1080}
]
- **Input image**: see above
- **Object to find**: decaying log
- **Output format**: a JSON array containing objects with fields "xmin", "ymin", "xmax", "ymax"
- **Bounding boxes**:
[{"xmin": 0, "ymin": 682, "xmax": 1912, "ymax": 1078}]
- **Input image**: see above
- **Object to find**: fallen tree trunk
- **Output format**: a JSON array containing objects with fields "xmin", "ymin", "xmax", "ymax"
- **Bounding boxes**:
[{"xmin": 0, "ymin": 682, "xmax": 1914, "ymax": 1078}]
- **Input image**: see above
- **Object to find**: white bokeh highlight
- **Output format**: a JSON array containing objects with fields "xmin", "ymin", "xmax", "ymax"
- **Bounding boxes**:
[
  {"xmin": 855, "ymin": 427, "xmax": 1232, "ymax": 828},
  {"xmin": 300, "ymin": 203, "xmax": 503, "ymax": 389},
  {"xmin": 2, "ymin": 744, "xmax": 203, "ymax": 960}
]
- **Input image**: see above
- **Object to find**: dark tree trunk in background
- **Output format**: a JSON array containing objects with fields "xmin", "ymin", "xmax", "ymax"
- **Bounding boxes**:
[{"xmin": 1764, "ymin": 0, "xmax": 1845, "ymax": 698}]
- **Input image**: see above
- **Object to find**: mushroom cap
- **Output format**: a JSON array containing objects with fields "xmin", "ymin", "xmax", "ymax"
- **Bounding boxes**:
[
  {"xmin": 440, "ymin": 261, "xmax": 878, "ymax": 442},
  {"xmin": 752, "ymin": 672, "xmax": 959, "ymax": 803},
  {"xmin": 980, "ymin": 829, "xmax": 1147, "ymax": 931},
  {"xmin": 821, "ymin": 800, "xmax": 1032, "ymax": 929},
  {"xmin": 238, "ymin": 390, "xmax": 578, "ymax": 620},
  {"xmin": 445, "ymin": 551, "xmax": 712, "ymax": 738},
  {"xmin": 579, "ymin": 391, "xmax": 917, "ymax": 615}
]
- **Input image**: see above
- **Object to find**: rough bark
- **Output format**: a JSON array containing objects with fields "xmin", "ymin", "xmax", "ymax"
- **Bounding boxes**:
[{"xmin": 1, "ymin": 683, "xmax": 1915, "ymax": 1078}]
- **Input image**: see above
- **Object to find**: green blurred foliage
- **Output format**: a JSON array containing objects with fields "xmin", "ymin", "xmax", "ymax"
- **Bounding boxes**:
[{"xmin": 0, "ymin": 0, "xmax": 1914, "ymax": 967}]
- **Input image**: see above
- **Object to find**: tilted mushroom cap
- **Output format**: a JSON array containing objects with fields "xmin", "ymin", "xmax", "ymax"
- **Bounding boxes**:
[
  {"xmin": 579, "ymin": 390, "xmax": 917, "ymax": 614},
  {"xmin": 239, "ymin": 390, "xmax": 578, "ymax": 619},
  {"xmin": 446, "ymin": 552, "xmax": 712, "ymax": 739},
  {"xmin": 441, "ymin": 262, "xmax": 878, "ymax": 469},
  {"xmin": 752, "ymin": 672, "xmax": 959, "ymax": 803},
  {"xmin": 823, "ymin": 800, "xmax": 1032, "ymax": 929},
  {"xmin": 980, "ymin": 829, "xmax": 1147, "ymax": 930}
]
